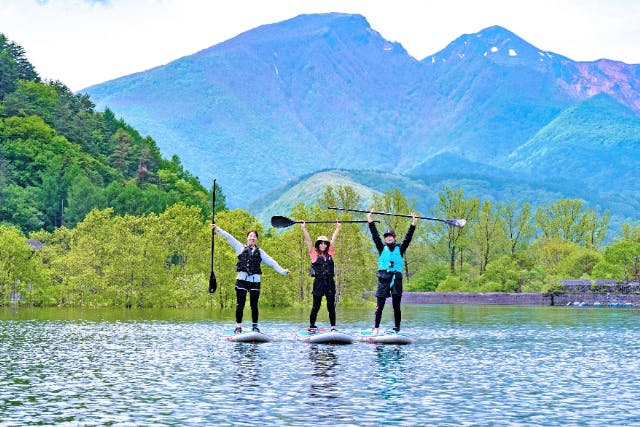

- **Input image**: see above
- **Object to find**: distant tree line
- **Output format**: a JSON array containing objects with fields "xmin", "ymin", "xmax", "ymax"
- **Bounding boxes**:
[{"xmin": 2, "ymin": 183, "xmax": 639, "ymax": 308}]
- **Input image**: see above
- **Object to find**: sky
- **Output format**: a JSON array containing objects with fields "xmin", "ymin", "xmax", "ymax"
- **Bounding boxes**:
[{"xmin": 1, "ymin": 0, "xmax": 640, "ymax": 91}]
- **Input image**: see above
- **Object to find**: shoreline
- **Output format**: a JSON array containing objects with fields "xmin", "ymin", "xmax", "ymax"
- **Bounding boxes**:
[{"xmin": 395, "ymin": 292, "xmax": 640, "ymax": 306}]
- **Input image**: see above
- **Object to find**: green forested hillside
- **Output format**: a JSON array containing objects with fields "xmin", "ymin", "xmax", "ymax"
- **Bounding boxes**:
[{"xmin": 0, "ymin": 34, "xmax": 219, "ymax": 233}]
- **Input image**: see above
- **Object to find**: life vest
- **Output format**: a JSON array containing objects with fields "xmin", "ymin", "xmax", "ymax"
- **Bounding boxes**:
[
  {"xmin": 311, "ymin": 254, "xmax": 335, "ymax": 278},
  {"xmin": 378, "ymin": 244, "xmax": 403, "ymax": 273},
  {"xmin": 236, "ymin": 246, "xmax": 262, "ymax": 275}
]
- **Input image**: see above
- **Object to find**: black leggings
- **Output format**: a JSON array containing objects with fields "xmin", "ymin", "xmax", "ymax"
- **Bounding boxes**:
[
  {"xmin": 310, "ymin": 293, "xmax": 336, "ymax": 328},
  {"xmin": 236, "ymin": 288, "xmax": 260, "ymax": 324},
  {"xmin": 374, "ymin": 294, "xmax": 402, "ymax": 329}
]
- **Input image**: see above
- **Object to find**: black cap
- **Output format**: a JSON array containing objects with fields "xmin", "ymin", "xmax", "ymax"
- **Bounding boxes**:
[{"xmin": 383, "ymin": 228, "xmax": 396, "ymax": 237}]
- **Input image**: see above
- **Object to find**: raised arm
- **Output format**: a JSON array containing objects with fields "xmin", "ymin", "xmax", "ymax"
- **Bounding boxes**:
[
  {"xmin": 330, "ymin": 219, "xmax": 341, "ymax": 248},
  {"xmin": 367, "ymin": 208, "xmax": 384, "ymax": 253},
  {"xmin": 300, "ymin": 221, "xmax": 314, "ymax": 254},
  {"xmin": 399, "ymin": 212, "xmax": 418, "ymax": 255}
]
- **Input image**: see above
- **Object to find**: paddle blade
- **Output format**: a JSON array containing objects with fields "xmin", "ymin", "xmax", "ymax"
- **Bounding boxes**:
[
  {"xmin": 271, "ymin": 216, "xmax": 296, "ymax": 228},
  {"xmin": 446, "ymin": 218, "xmax": 467, "ymax": 228},
  {"xmin": 209, "ymin": 271, "xmax": 217, "ymax": 293}
]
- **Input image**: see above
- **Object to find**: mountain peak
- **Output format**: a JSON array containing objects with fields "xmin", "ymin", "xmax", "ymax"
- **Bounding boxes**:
[
  {"xmin": 217, "ymin": 12, "xmax": 373, "ymax": 49},
  {"xmin": 428, "ymin": 25, "xmax": 562, "ymax": 65}
]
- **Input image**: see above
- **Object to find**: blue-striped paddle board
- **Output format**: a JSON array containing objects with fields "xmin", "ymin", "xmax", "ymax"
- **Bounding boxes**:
[{"xmin": 357, "ymin": 330, "xmax": 415, "ymax": 345}]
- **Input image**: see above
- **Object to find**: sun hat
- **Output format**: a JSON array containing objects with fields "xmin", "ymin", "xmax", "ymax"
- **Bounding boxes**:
[{"xmin": 314, "ymin": 235, "xmax": 330, "ymax": 249}]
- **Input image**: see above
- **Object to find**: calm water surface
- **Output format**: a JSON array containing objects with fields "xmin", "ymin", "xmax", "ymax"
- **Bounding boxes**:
[{"xmin": 1, "ymin": 305, "xmax": 640, "ymax": 426}]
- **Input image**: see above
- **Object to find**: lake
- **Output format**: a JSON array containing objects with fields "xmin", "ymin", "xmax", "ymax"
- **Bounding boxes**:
[{"xmin": 1, "ymin": 304, "xmax": 639, "ymax": 426}]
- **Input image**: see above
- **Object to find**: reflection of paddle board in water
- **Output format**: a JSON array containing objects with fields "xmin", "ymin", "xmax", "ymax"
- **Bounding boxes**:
[
  {"xmin": 222, "ymin": 329, "xmax": 273, "ymax": 343},
  {"xmin": 357, "ymin": 330, "xmax": 415, "ymax": 345},
  {"xmin": 296, "ymin": 328, "xmax": 354, "ymax": 344}
]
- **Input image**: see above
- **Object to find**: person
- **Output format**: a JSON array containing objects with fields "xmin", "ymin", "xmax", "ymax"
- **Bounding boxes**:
[
  {"xmin": 367, "ymin": 208, "xmax": 417, "ymax": 335},
  {"xmin": 211, "ymin": 224, "xmax": 290, "ymax": 334},
  {"xmin": 300, "ymin": 220, "xmax": 341, "ymax": 333}
]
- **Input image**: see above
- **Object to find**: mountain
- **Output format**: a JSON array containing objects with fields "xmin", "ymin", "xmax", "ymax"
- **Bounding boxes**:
[
  {"xmin": 84, "ymin": 13, "xmax": 419, "ymax": 206},
  {"xmin": 82, "ymin": 13, "xmax": 640, "ymax": 231}
]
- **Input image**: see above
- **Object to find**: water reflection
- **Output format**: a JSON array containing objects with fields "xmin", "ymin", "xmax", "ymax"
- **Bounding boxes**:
[
  {"xmin": 230, "ymin": 342, "xmax": 264, "ymax": 389},
  {"xmin": 373, "ymin": 344, "xmax": 406, "ymax": 367},
  {"xmin": 308, "ymin": 345, "xmax": 338, "ymax": 400},
  {"xmin": 371, "ymin": 345, "xmax": 411, "ymax": 402}
]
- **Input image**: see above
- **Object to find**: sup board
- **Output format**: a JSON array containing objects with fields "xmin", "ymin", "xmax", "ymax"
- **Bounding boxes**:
[
  {"xmin": 296, "ymin": 328, "xmax": 354, "ymax": 344},
  {"xmin": 357, "ymin": 330, "xmax": 415, "ymax": 345},
  {"xmin": 222, "ymin": 329, "xmax": 273, "ymax": 343}
]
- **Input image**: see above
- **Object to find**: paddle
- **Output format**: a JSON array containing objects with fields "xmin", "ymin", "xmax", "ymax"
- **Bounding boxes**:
[
  {"xmin": 209, "ymin": 179, "xmax": 217, "ymax": 293},
  {"xmin": 327, "ymin": 207, "xmax": 467, "ymax": 228},
  {"xmin": 271, "ymin": 215, "xmax": 378, "ymax": 229}
]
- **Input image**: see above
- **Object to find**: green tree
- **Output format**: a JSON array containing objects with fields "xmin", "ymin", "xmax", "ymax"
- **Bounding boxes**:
[
  {"xmin": 592, "ymin": 238, "xmax": 640, "ymax": 281},
  {"xmin": 529, "ymin": 237, "xmax": 581, "ymax": 276},
  {"xmin": 534, "ymin": 199, "xmax": 609, "ymax": 247},
  {"xmin": 2, "ymin": 81, "xmax": 57, "ymax": 123},
  {"xmin": 557, "ymin": 248, "xmax": 602, "ymax": 278},
  {"xmin": 64, "ymin": 174, "xmax": 104, "ymax": 226},
  {"xmin": 149, "ymin": 204, "xmax": 210, "ymax": 307},
  {"xmin": 471, "ymin": 200, "xmax": 507, "ymax": 275},
  {"xmin": 0, "ymin": 224, "xmax": 44, "ymax": 304},
  {"xmin": 502, "ymin": 201, "xmax": 534, "ymax": 255},
  {"xmin": 477, "ymin": 255, "xmax": 521, "ymax": 292},
  {"xmin": 0, "ymin": 50, "xmax": 18, "ymax": 99},
  {"xmin": 0, "ymin": 34, "xmax": 39, "ymax": 81},
  {"xmin": 0, "ymin": 184, "xmax": 43, "ymax": 231},
  {"xmin": 406, "ymin": 263, "xmax": 449, "ymax": 292},
  {"xmin": 432, "ymin": 187, "xmax": 479, "ymax": 273}
]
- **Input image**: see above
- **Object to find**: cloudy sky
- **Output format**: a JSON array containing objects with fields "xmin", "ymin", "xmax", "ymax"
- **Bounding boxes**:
[{"xmin": 2, "ymin": 0, "xmax": 640, "ymax": 91}]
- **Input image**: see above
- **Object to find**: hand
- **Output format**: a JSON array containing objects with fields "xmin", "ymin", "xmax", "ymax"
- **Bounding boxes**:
[
  {"xmin": 411, "ymin": 212, "xmax": 418, "ymax": 226},
  {"xmin": 367, "ymin": 208, "xmax": 374, "ymax": 223},
  {"xmin": 335, "ymin": 219, "xmax": 341, "ymax": 229},
  {"xmin": 283, "ymin": 269, "xmax": 290, "ymax": 275},
  {"xmin": 211, "ymin": 223, "xmax": 217, "ymax": 231},
  {"xmin": 300, "ymin": 221, "xmax": 306, "ymax": 230}
]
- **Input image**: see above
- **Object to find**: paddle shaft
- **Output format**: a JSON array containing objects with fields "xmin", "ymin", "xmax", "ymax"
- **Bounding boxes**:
[
  {"xmin": 209, "ymin": 180, "xmax": 217, "ymax": 293},
  {"xmin": 211, "ymin": 179, "xmax": 216, "ymax": 271},
  {"xmin": 293, "ymin": 219, "xmax": 373, "ymax": 224},
  {"xmin": 328, "ymin": 207, "xmax": 452, "ymax": 224}
]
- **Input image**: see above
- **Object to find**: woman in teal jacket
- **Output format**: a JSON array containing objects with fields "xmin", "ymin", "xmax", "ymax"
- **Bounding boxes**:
[{"xmin": 367, "ymin": 208, "xmax": 417, "ymax": 335}]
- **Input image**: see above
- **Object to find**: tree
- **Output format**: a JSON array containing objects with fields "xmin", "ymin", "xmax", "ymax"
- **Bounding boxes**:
[
  {"xmin": 0, "ymin": 34, "xmax": 39, "ymax": 82},
  {"xmin": 557, "ymin": 248, "xmax": 602, "ymax": 278},
  {"xmin": 64, "ymin": 174, "xmax": 104, "ymax": 227},
  {"xmin": 502, "ymin": 201, "xmax": 534, "ymax": 255},
  {"xmin": 529, "ymin": 237, "xmax": 581, "ymax": 276},
  {"xmin": 0, "ymin": 51, "xmax": 18, "ymax": 99},
  {"xmin": 432, "ymin": 187, "xmax": 479, "ymax": 273},
  {"xmin": 0, "ymin": 224, "xmax": 44, "ymax": 304},
  {"xmin": 592, "ymin": 238, "xmax": 640, "ymax": 281},
  {"xmin": 534, "ymin": 199, "xmax": 609, "ymax": 247},
  {"xmin": 471, "ymin": 200, "xmax": 507, "ymax": 275}
]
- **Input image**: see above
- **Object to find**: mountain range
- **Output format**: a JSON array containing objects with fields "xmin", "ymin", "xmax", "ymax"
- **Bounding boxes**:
[{"xmin": 81, "ymin": 13, "xmax": 640, "ymax": 231}]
